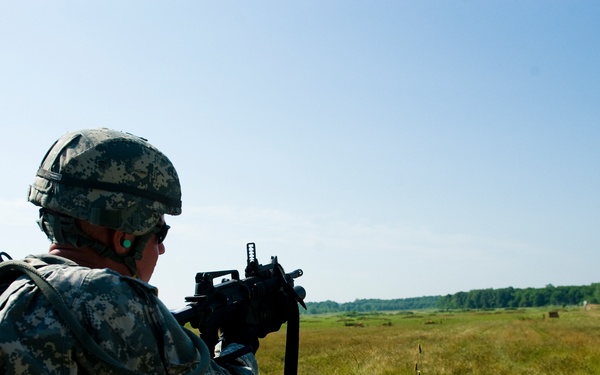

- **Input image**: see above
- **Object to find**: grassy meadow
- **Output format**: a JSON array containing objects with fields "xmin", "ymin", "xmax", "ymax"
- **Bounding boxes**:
[{"xmin": 255, "ymin": 306, "xmax": 600, "ymax": 374}]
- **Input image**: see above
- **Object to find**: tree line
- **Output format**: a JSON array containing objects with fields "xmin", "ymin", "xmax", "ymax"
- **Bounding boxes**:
[
  {"xmin": 437, "ymin": 283, "xmax": 600, "ymax": 310},
  {"xmin": 302, "ymin": 296, "xmax": 439, "ymax": 314},
  {"xmin": 302, "ymin": 283, "xmax": 600, "ymax": 314}
]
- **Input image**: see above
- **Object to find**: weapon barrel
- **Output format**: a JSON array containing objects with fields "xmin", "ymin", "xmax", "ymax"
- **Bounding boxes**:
[{"xmin": 287, "ymin": 269, "xmax": 303, "ymax": 279}]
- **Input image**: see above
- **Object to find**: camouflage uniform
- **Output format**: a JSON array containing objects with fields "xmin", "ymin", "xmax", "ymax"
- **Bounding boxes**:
[
  {"xmin": 0, "ymin": 254, "xmax": 258, "ymax": 374},
  {"xmin": 1, "ymin": 129, "xmax": 259, "ymax": 374}
]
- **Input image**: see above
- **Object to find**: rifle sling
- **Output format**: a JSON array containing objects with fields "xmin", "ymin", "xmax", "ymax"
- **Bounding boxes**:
[{"xmin": 284, "ymin": 296, "xmax": 301, "ymax": 375}]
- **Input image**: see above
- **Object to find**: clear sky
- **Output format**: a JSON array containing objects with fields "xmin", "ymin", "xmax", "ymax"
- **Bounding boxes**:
[{"xmin": 1, "ymin": 1, "xmax": 599, "ymax": 309}]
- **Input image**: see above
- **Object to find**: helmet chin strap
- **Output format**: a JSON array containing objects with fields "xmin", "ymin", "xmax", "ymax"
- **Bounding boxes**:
[
  {"xmin": 120, "ymin": 233, "xmax": 153, "ymax": 278},
  {"xmin": 37, "ymin": 209, "xmax": 151, "ymax": 278}
]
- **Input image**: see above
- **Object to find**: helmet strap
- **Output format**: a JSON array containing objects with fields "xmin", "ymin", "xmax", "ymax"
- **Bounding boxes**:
[
  {"xmin": 121, "ymin": 232, "xmax": 153, "ymax": 279},
  {"xmin": 38, "ymin": 209, "xmax": 150, "ymax": 278}
]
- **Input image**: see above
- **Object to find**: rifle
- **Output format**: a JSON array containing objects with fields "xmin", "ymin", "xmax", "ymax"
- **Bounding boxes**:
[{"xmin": 172, "ymin": 242, "xmax": 306, "ymax": 374}]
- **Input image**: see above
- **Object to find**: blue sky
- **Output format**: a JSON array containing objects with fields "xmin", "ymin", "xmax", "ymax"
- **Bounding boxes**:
[{"xmin": 1, "ymin": 1, "xmax": 599, "ymax": 309}]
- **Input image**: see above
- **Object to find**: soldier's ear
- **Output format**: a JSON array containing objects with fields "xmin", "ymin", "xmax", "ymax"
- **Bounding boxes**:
[{"xmin": 113, "ymin": 231, "xmax": 136, "ymax": 255}]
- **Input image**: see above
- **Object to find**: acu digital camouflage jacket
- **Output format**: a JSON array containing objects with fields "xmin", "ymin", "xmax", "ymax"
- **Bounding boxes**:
[{"xmin": 0, "ymin": 255, "xmax": 257, "ymax": 375}]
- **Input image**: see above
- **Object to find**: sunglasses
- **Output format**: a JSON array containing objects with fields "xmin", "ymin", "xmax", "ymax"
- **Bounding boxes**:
[{"xmin": 152, "ymin": 222, "xmax": 170, "ymax": 244}]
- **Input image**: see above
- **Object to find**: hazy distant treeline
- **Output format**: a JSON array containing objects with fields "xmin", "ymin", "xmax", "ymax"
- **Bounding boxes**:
[
  {"xmin": 437, "ymin": 283, "xmax": 600, "ymax": 310},
  {"xmin": 302, "ymin": 296, "xmax": 440, "ymax": 314},
  {"xmin": 303, "ymin": 283, "xmax": 600, "ymax": 314}
]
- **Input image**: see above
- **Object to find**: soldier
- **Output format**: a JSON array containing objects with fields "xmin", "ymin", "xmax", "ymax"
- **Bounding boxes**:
[{"xmin": 0, "ymin": 128, "xmax": 259, "ymax": 374}]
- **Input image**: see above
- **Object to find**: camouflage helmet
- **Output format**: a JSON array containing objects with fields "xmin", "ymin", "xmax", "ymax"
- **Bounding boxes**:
[{"xmin": 28, "ymin": 128, "xmax": 182, "ymax": 235}]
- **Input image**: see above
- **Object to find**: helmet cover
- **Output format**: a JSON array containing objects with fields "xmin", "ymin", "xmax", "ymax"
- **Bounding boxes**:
[{"xmin": 28, "ymin": 128, "xmax": 182, "ymax": 235}]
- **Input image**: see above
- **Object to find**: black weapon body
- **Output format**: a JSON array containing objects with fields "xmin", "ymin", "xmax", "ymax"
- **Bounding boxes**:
[{"xmin": 172, "ymin": 243, "xmax": 306, "ymax": 360}]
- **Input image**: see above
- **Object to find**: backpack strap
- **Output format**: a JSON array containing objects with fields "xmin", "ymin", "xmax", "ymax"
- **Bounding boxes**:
[
  {"xmin": 0, "ymin": 260, "xmax": 210, "ymax": 374},
  {"xmin": 0, "ymin": 252, "xmax": 18, "ymax": 296}
]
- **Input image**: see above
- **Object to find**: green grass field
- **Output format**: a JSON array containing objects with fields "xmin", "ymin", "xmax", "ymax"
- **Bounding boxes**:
[{"xmin": 255, "ymin": 306, "xmax": 600, "ymax": 374}]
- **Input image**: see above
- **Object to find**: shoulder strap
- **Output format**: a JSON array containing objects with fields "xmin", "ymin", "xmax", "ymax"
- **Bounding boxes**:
[
  {"xmin": 0, "ymin": 260, "xmax": 140, "ymax": 374},
  {"xmin": 0, "ymin": 260, "xmax": 209, "ymax": 374},
  {"xmin": 0, "ymin": 252, "xmax": 18, "ymax": 296}
]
